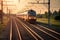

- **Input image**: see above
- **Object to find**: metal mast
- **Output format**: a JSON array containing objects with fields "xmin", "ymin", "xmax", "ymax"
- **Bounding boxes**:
[{"xmin": 48, "ymin": 0, "xmax": 50, "ymax": 26}]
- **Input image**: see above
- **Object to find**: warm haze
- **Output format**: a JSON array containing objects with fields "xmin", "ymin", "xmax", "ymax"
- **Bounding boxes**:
[{"xmin": 0, "ymin": 0, "xmax": 60, "ymax": 14}]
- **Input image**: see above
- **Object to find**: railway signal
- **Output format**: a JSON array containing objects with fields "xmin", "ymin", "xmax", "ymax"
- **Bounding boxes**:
[{"xmin": 28, "ymin": 0, "xmax": 51, "ymax": 27}]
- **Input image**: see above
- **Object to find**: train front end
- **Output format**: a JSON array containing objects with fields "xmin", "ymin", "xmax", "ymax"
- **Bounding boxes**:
[{"xmin": 28, "ymin": 10, "xmax": 36, "ymax": 23}]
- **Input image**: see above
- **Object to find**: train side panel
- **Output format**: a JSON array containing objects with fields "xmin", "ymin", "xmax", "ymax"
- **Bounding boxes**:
[{"xmin": 17, "ymin": 10, "xmax": 36, "ymax": 23}]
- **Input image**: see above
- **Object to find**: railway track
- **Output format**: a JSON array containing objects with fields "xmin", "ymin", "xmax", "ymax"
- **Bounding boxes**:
[
  {"xmin": 9, "ymin": 16, "xmax": 60, "ymax": 40},
  {"xmin": 10, "ymin": 19, "xmax": 12, "ymax": 40},
  {"xmin": 16, "ymin": 17, "xmax": 60, "ymax": 40},
  {"xmin": 15, "ymin": 17, "xmax": 44, "ymax": 40},
  {"xmin": 9, "ymin": 17, "xmax": 22, "ymax": 40},
  {"xmin": 27, "ymin": 22, "xmax": 60, "ymax": 40},
  {"xmin": 15, "ymin": 20, "xmax": 37, "ymax": 40},
  {"xmin": 10, "ymin": 17, "xmax": 43, "ymax": 40},
  {"xmin": 14, "ymin": 19, "xmax": 22, "ymax": 40}
]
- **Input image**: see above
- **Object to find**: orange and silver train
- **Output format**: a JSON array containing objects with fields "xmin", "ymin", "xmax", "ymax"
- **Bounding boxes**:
[{"xmin": 17, "ymin": 10, "xmax": 36, "ymax": 23}]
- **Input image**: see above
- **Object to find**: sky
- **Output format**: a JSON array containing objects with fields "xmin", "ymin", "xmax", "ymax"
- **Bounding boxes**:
[{"xmin": 0, "ymin": 0, "xmax": 60, "ymax": 14}]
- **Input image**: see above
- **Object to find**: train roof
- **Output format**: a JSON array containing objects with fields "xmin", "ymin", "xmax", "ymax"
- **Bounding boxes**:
[{"xmin": 28, "ymin": 10, "xmax": 36, "ymax": 16}]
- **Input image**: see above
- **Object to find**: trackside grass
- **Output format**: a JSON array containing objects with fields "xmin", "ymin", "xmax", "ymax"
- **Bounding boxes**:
[{"xmin": 37, "ymin": 18, "xmax": 60, "ymax": 26}]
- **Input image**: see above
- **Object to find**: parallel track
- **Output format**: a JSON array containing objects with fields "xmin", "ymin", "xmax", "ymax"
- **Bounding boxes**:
[
  {"xmin": 9, "ymin": 17, "xmax": 60, "ymax": 40},
  {"xmin": 16, "ymin": 17, "xmax": 44, "ymax": 40},
  {"xmin": 16, "ymin": 17, "xmax": 60, "ymax": 40},
  {"xmin": 10, "ymin": 17, "xmax": 22, "ymax": 40}
]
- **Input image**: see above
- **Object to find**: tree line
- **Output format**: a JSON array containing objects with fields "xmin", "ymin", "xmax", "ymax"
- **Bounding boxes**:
[{"xmin": 37, "ymin": 9, "xmax": 60, "ymax": 20}]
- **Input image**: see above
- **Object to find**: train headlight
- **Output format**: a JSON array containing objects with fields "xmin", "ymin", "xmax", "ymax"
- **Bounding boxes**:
[
  {"xmin": 34, "ymin": 17, "xmax": 36, "ymax": 19},
  {"xmin": 29, "ymin": 17, "xmax": 31, "ymax": 19},
  {"xmin": 29, "ymin": 17, "xmax": 36, "ymax": 19}
]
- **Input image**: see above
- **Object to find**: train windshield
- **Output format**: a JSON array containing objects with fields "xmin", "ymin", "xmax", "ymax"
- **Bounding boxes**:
[{"xmin": 28, "ymin": 10, "xmax": 36, "ymax": 16}]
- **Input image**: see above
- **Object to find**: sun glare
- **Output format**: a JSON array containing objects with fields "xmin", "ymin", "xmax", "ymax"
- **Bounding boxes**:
[
  {"xmin": 0, "ymin": 0, "xmax": 48, "ymax": 14},
  {"xmin": 1, "ymin": 0, "xmax": 59, "ymax": 14}
]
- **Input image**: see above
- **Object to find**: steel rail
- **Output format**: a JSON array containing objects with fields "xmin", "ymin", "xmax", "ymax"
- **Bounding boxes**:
[
  {"xmin": 37, "ymin": 24, "xmax": 60, "ymax": 35},
  {"xmin": 13, "ymin": 19, "xmax": 22, "ymax": 40},
  {"xmin": 28, "ymin": 23, "xmax": 60, "ymax": 40},
  {"xmin": 10, "ymin": 18, "xmax": 12, "ymax": 40},
  {"xmin": 16, "ymin": 18, "xmax": 44, "ymax": 40}
]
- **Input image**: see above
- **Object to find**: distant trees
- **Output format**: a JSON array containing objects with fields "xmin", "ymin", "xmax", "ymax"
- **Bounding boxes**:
[
  {"xmin": 53, "ymin": 10, "xmax": 58, "ymax": 17},
  {"xmin": 45, "ymin": 11, "xmax": 52, "ymax": 18},
  {"xmin": 36, "ymin": 9, "xmax": 60, "ymax": 20},
  {"xmin": 52, "ymin": 9, "xmax": 60, "ymax": 20},
  {"xmin": 44, "ymin": 9, "xmax": 60, "ymax": 20},
  {"xmin": 36, "ymin": 11, "xmax": 52, "ymax": 18},
  {"xmin": 58, "ymin": 9, "xmax": 60, "ymax": 16},
  {"xmin": 36, "ymin": 14, "xmax": 42, "ymax": 18},
  {"xmin": 45, "ymin": 11, "xmax": 48, "ymax": 18}
]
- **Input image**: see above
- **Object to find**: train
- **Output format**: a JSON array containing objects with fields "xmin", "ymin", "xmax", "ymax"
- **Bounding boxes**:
[{"xmin": 17, "ymin": 9, "xmax": 36, "ymax": 23}]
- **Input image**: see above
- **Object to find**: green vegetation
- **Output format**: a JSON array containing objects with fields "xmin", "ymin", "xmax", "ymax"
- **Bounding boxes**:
[
  {"xmin": 36, "ymin": 9, "xmax": 60, "ymax": 27},
  {"xmin": 37, "ymin": 18, "xmax": 48, "ymax": 24},
  {"xmin": 37, "ymin": 18, "xmax": 60, "ymax": 27}
]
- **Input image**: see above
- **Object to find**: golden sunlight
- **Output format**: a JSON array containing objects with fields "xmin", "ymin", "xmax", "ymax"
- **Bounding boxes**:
[
  {"xmin": 1, "ymin": 0, "xmax": 48, "ymax": 14},
  {"xmin": 0, "ymin": 0, "xmax": 59, "ymax": 14}
]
